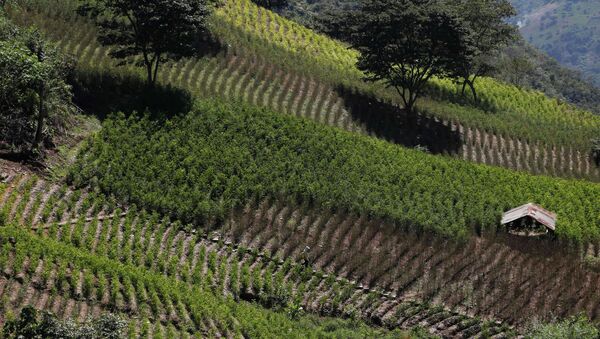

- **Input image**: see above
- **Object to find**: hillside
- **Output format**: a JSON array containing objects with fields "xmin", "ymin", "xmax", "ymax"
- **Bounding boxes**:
[
  {"xmin": 0, "ymin": 172, "xmax": 515, "ymax": 337},
  {"xmin": 67, "ymin": 100, "xmax": 600, "ymax": 243},
  {"xmin": 511, "ymin": 0, "xmax": 600, "ymax": 86},
  {"xmin": 2, "ymin": 0, "xmax": 600, "ymax": 337},
  {"xmin": 7, "ymin": 0, "xmax": 600, "ymax": 183}
]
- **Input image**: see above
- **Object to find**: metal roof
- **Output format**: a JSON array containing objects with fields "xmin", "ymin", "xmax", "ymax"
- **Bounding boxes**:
[{"xmin": 501, "ymin": 203, "xmax": 557, "ymax": 231}]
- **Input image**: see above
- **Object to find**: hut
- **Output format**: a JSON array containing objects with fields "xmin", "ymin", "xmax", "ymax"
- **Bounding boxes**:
[{"xmin": 501, "ymin": 203, "xmax": 557, "ymax": 236}]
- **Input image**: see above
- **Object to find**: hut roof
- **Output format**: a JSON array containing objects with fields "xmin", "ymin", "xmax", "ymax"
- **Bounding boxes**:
[{"xmin": 501, "ymin": 203, "xmax": 557, "ymax": 231}]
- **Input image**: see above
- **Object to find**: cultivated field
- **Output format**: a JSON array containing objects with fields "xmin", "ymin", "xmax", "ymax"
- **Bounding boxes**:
[{"xmin": 0, "ymin": 173, "xmax": 516, "ymax": 337}]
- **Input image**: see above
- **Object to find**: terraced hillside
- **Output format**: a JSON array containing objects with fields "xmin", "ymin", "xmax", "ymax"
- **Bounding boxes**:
[
  {"xmin": 6, "ymin": 0, "xmax": 600, "ymax": 182},
  {"xmin": 0, "ymin": 173, "xmax": 445, "ymax": 338},
  {"xmin": 67, "ymin": 101, "xmax": 600, "ymax": 245},
  {"xmin": 5, "ymin": 170, "xmax": 600, "ymax": 335},
  {"xmin": 0, "ymin": 173, "xmax": 519, "ymax": 337},
  {"xmin": 3, "ymin": 0, "xmax": 600, "ymax": 337}
]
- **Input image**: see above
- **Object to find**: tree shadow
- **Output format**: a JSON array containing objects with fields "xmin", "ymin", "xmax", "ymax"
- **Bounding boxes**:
[
  {"xmin": 70, "ymin": 68, "xmax": 194, "ymax": 122},
  {"xmin": 336, "ymin": 86, "xmax": 462, "ymax": 155}
]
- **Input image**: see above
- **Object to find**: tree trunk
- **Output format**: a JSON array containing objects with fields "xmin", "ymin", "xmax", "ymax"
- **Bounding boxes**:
[
  {"xmin": 468, "ymin": 80, "xmax": 478, "ymax": 102},
  {"xmin": 461, "ymin": 80, "xmax": 468, "ymax": 97},
  {"xmin": 145, "ymin": 61, "xmax": 154, "ymax": 86},
  {"xmin": 32, "ymin": 86, "xmax": 46, "ymax": 153},
  {"xmin": 152, "ymin": 56, "xmax": 161, "ymax": 86}
]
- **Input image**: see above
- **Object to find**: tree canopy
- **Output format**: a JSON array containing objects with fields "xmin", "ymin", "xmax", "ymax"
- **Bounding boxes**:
[
  {"xmin": 341, "ymin": 0, "xmax": 472, "ymax": 113},
  {"xmin": 78, "ymin": 0, "xmax": 213, "ymax": 85},
  {"xmin": 0, "ymin": 17, "xmax": 74, "ymax": 156},
  {"xmin": 452, "ymin": 0, "xmax": 517, "ymax": 101}
]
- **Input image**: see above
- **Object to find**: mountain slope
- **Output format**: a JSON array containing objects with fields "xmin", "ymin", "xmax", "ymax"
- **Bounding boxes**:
[
  {"xmin": 511, "ymin": 0, "xmax": 600, "ymax": 86},
  {"xmin": 7, "ymin": 0, "xmax": 600, "ymax": 183}
]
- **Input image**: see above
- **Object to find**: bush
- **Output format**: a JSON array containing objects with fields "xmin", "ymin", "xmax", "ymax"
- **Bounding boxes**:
[
  {"xmin": 526, "ymin": 315, "xmax": 600, "ymax": 339},
  {"xmin": 2, "ymin": 306, "xmax": 126, "ymax": 339}
]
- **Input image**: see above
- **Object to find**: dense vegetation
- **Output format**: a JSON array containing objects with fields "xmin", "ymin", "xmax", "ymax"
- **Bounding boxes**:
[
  {"xmin": 0, "ymin": 15, "xmax": 75, "ymax": 156},
  {"xmin": 526, "ymin": 315, "xmax": 600, "ymax": 339},
  {"xmin": 3, "ymin": 306, "xmax": 125, "ymax": 338},
  {"xmin": 77, "ymin": 0, "xmax": 213, "ymax": 85},
  {"xmin": 68, "ymin": 100, "xmax": 600, "ymax": 244}
]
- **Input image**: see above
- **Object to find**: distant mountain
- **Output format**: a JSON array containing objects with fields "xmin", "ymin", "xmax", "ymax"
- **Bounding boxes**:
[{"xmin": 510, "ymin": 0, "xmax": 600, "ymax": 86}]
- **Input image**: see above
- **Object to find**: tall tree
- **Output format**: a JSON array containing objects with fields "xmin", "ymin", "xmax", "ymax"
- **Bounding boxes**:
[
  {"xmin": 342, "ymin": 0, "xmax": 471, "ymax": 113},
  {"xmin": 78, "ymin": 0, "xmax": 213, "ymax": 86},
  {"xmin": 453, "ymin": 0, "xmax": 517, "ymax": 101},
  {"xmin": 0, "ymin": 19, "xmax": 74, "ymax": 156}
]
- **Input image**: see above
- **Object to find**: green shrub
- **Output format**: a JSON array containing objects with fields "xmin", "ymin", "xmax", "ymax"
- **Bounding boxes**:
[{"xmin": 526, "ymin": 315, "xmax": 600, "ymax": 339}]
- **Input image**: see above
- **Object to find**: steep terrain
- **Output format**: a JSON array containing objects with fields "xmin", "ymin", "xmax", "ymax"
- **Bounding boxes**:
[
  {"xmin": 7, "ymin": 0, "xmax": 600, "ymax": 182},
  {"xmin": 2, "ymin": 0, "xmax": 600, "ymax": 337},
  {"xmin": 275, "ymin": 0, "xmax": 600, "ymax": 115},
  {"xmin": 511, "ymin": 0, "xmax": 600, "ymax": 86}
]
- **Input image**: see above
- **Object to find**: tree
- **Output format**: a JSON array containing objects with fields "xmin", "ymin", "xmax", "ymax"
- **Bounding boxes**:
[
  {"xmin": 341, "ymin": 0, "xmax": 471, "ymax": 113},
  {"xmin": 78, "ymin": 0, "xmax": 213, "ymax": 86},
  {"xmin": 453, "ymin": 0, "xmax": 517, "ymax": 101},
  {"xmin": 0, "ymin": 19, "xmax": 74, "ymax": 156}
]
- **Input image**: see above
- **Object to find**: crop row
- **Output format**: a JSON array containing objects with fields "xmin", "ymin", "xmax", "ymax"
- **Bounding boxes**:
[
  {"xmin": 213, "ymin": 0, "xmax": 600, "ymax": 150},
  {"xmin": 0, "ymin": 174, "xmax": 514, "ymax": 337},
  {"xmin": 0, "ymin": 221, "xmax": 420, "ymax": 338},
  {"xmin": 5, "ymin": 173, "xmax": 598, "ymax": 328},
  {"xmin": 66, "ymin": 100, "xmax": 600, "ymax": 244},
  {"xmin": 6, "ymin": 2, "xmax": 600, "ymax": 182}
]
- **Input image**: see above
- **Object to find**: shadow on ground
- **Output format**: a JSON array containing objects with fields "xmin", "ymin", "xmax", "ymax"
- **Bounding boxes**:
[
  {"xmin": 70, "ymin": 69, "xmax": 194, "ymax": 122},
  {"xmin": 337, "ymin": 86, "xmax": 462, "ymax": 155}
]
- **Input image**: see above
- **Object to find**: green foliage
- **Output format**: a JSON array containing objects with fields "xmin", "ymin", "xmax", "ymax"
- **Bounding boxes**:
[
  {"xmin": 526, "ymin": 315, "xmax": 600, "ymax": 339},
  {"xmin": 329, "ymin": 0, "xmax": 473, "ymax": 112},
  {"xmin": 9, "ymin": 0, "xmax": 600, "ymax": 150},
  {"xmin": 452, "ymin": 0, "xmax": 517, "ymax": 101},
  {"xmin": 2, "ymin": 306, "xmax": 126, "ymax": 338},
  {"xmin": 69, "ymin": 99, "xmax": 600, "ymax": 243},
  {"xmin": 77, "ymin": 0, "xmax": 213, "ymax": 85},
  {"xmin": 0, "ymin": 16, "xmax": 74, "ymax": 154}
]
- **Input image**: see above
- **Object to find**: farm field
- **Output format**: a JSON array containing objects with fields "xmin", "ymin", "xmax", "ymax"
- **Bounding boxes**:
[
  {"xmin": 0, "ymin": 173, "xmax": 517, "ymax": 337},
  {"xmin": 5, "ymin": 0, "xmax": 600, "ymax": 182},
  {"xmin": 4, "ymin": 170, "xmax": 600, "ymax": 333},
  {"xmin": 67, "ymin": 100, "xmax": 600, "ymax": 244},
  {"xmin": 2, "ymin": 0, "xmax": 600, "ymax": 337},
  {"xmin": 0, "ymin": 175, "xmax": 438, "ymax": 338}
]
